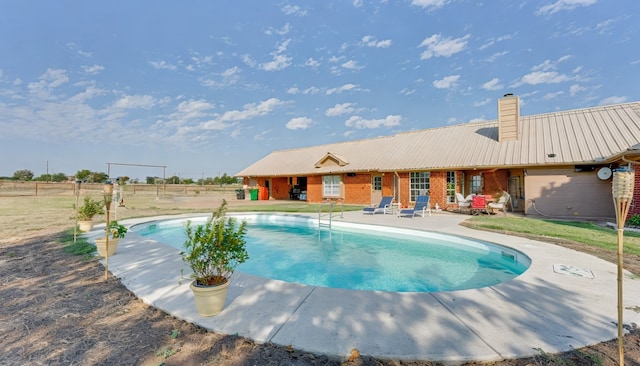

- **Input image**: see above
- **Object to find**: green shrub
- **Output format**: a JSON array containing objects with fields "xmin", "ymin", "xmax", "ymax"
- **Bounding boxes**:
[
  {"xmin": 181, "ymin": 199, "xmax": 249, "ymax": 286},
  {"xmin": 626, "ymin": 214, "xmax": 640, "ymax": 227},
  {"xmin": 76, "ymin": 196, "xmax": 104, "ymax": 221}
]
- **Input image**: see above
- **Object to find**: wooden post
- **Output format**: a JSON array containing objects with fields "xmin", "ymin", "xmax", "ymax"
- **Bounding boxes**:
[{"xmin": 612, "ymin": 167, "xmax": 634, "ymax": 366}]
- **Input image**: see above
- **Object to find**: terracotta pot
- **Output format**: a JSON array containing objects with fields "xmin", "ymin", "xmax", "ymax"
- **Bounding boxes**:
[
  {"xmin": 190, "ymin": 279, "xmax": 230, "ymax": 317},
  {"xmin": 78, "ymin": 220, "xmax": 94, "ymax": 232},
  {"xmin": 95, "ymin": 238, "xmax": 119, "ymax": 257}
]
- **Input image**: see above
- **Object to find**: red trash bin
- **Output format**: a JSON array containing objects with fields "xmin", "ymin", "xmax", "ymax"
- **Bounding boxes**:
[{"xmin": 259, "ymin": 187, "xmax": 268, "ymax": 200}]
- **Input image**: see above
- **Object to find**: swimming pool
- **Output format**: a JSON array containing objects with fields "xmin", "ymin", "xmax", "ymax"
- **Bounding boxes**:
[{"xmin": 131, "ymin": 214, "xmax": 530, "ymax": 292}]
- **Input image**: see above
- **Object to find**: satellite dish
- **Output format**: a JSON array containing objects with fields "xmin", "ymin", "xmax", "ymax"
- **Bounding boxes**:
[{"xmin": 597, "ymin": 167, "xmax": 612, "ymax": 180}]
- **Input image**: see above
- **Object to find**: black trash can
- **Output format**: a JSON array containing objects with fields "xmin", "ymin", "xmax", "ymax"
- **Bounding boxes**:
[{"xmin": 235, "ymin": 189, "xmax": 245, "ymax": 200}]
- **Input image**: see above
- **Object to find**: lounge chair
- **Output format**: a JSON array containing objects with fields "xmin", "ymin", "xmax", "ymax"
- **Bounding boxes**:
[
  {"xmin": 398, "ymin": 195, "xmax": 431, "ymax": 218},
  {"xmin": 455, "ymin": 193, "xmax": 471, "ymax": 213},
  {"xmin": 488, "ymin": 191, "xmax": 511, "ymax": 216},
  {"xmin": 363, "ymin": 196, "xmax": 394, "ymax": 215}
]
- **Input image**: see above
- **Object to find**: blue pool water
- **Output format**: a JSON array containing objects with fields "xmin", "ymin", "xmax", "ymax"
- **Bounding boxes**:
[{"xmin": 132, "ymin": 214, "xmax": 530, "ymax": 292}]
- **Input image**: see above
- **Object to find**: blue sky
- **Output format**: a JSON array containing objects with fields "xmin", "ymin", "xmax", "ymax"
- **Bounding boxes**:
[{"xmin": 1, "ymin": 0, "xmax": 638, "ymax": 180}]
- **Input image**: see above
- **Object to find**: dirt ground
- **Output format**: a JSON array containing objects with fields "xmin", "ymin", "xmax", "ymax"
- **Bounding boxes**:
[{"xmin": 1, "ymin": 196, "xmax": 640, "ymax": 365}]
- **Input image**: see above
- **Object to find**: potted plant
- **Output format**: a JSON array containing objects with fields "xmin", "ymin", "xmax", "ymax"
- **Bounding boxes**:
[
  {"xmin": 181, "ymin": 199, "xmax": 249, "ymax": 316},
  {"xmin": 95, "ymin": 221, "xmax": 128, "ymax": 257},
  {"xmin": 76, "ymin": 196, "xmax": 105, "ymax": 232}
]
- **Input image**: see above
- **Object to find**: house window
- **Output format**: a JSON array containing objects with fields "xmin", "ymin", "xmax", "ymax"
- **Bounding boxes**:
[
  {"xmin": 409, "ymin": 172, "xmax": 430, "ymax": 202},
  {"xmin": 372, "ymin": 176, "xmax": 382, "ymax": 191},
  {"xmin": 446, "ymin": 171, "xmax": 456, "ymax": 204},
  {"xmin": 471, "ymin": 175, "xmax": 482, "ymax": 194},
  {"xmin": 323, "ymin": 175, "xmax": 341, "ymax": 197}
]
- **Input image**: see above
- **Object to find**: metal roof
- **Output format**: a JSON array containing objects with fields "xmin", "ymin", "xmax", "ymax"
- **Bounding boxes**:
[{"xmin": 235, "ymin": 101, "xmax": 640, "ymax": 177}]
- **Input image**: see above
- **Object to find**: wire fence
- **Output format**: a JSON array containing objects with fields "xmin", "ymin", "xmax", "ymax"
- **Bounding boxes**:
[{"xmin": 0, "ymin": 181, "xmax": 242, "ymax": 198}]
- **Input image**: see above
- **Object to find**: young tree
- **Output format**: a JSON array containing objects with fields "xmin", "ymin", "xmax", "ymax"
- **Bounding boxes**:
[
  {"xmin": 34, "ymin": 172, "xmax": 67, "ymax": 182},
  {"xmin": 13, "ymin": 169, "xmax": 34, "ymax": 181},
  {"xmin": 76, "ymin": 169, "xmax": 92, "ymax": 181}
]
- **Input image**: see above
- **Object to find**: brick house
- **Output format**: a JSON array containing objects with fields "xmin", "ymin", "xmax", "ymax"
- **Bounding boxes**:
[{"xmin": 236, "ymin": 96, "xmax": 640, "ymax": 220}]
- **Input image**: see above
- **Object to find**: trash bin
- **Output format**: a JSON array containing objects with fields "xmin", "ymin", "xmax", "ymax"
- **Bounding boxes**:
[
  {"xmin": 235, "ymin": 189, "xmax": 245, "ymax": 200},
  {"xmin": 259, "ymin": 187, "xmax": 268, "ymax": 200},
  {"xmin": 249, "ymin": 188, "xmax": 259, "ymax": 200}
]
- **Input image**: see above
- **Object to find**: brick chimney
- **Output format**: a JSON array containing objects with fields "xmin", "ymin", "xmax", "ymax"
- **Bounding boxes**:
[{"xmin": 498, "ymin": 93, "xmax": 519, "ymax": 141}]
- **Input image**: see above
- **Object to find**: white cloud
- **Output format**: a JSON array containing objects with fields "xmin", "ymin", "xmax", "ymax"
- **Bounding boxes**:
[
  {"xmin": 516, "ymin": 71, "xmax": 571, "ymax": 85},
  {"xmin": 190, "ymin": 53, "xmax": 214, "ymax": 66},
  {"xmin": 199, "ymin": 119, "xmax": 229, "ymax": 131},
  {"xmin": 326, "ymin": 84, "xmax": 358, "ymax": 95},
  {"xmin": 265, "ymin": 23, "xmax": 292, "ymax": 36},
  {"xmin": 479, "ymin": 33, "xmax": 517, "ymax": 50},
  {"xmin": 399, "ymin": 88, "xmax": 416, "ymax": 96},
  {"xmin": 281, "ymin": 4, "xmax": 307, "ymax": 16},
  {"xmin": 537, "ymin": 0, "xmax": 597, "ymax": 15},
  {"xmin": 345, "ymin": 115, "xmax": 402, "ymax": 129},
  {"xmin": 303, "ymin": 86, "xmax": 321, "ymax": 95},
  {"xmin": 41, "ymin": 68, "xmax": 69, "ymax": 88},
  {"xmin": 253, "ymin": 129, "xmax": 271, "ymax": 141},
  {"xmin": 433, "ymin": 75, "xmax": 460, "ymax": 89},
  {"xmin": 353, "ymin": 0, "xmax": 363, "ymax": 7},
  {"xmin": 260, "ymin": 39, "xmax": 293, "ymax": 71},
  {"xmin": 532, "ymin": 55, "xmax": 571, "ymax": 71},
  {"xmin": 149, "ymin": 60, "xmax": 177, "ymax": 70},
  {"xmin": 478, "ymin": 32, "xmax": 518, "ymax": 50},
  {"xmin": 261, "ymin": 54, "xmax": 292, "ymax": 71},
  {"xmin": 242, "ymin": 54, "xmax": 257, "ymax": 68},
  {"xmin": 219, "ymin": 69, "xmax": 239, "ymax": 81},
  {"xmin": 81, "ymin": 65, "xmax": 105, "ymax": 75},
  {"xmin": 543, "ymin": 91, "xmax": 564, "ymax": 99},
  {"xmin": 113, "ymin": 95, "xmax": 156, "ymax": 109},
  {"xmin": 482, "ymin": 78, "xmax": 503, "ymax": 91},
  {"xmin": 69, "ymin": 83, "xmax": 107, "ymax": 103},
  {"xmin": 286, "ymin": 117, "xmax": 313, "ymax": 130},
  {"xmin": 27, "ymin": 68, "xmax": 69, "ymax": 98},
  {"xmin": 361, "ymin": 35, "xmax": 392, "ymax": 48},
  {"xmin": 419, "ymin": 34, "xmax": 470, "ymax": 59},
  {"xmin": 219, "ymin": 98, "xmax": 285, "ymax": 122},
  {"xmin": 305, "ymin": 58, "xmax": 320, "ymax": 68},
  {"xmin": 342, "ymin": 60, "xmax": 364, "ymax": 71},
  {"xmin": 66, "ymin": 42, "xmax": 92, "ymax": 57},
  {"xmin": 484, "ymin": 51, "xmax": 508, "ymax": 62},
  {"xmin": 326, "ymin": 103, "xmax": 357, "ymax": 117},
  {"xmin": 569, "ymin": 84, "xmax": 587, "ymax": 96},
  {"xmin": 411, "ymin": 0, "xmax": 450, "ymax": 10},
  {"xmin": 600, "ymin": 96, "xmax": 627, "ymax": 105},
  {"xmin": 175, "ymin": 100, "xmax": 215, "ymax": 121},
  {"xmin": 287, "ymin": 87, "xmax": 299, "ymax": 94},
  {"xmin": 473, "ymin": 98, "xmax": 491, "ymax": 107},
  {"xmin": 190, "ymin": 99, "xmax": 284, "ymax": 132}
]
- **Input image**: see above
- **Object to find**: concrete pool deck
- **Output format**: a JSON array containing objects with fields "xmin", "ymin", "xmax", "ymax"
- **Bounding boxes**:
[{"xmin": 96, "ymin": 210, "xmax": 640, "ymax": 363}]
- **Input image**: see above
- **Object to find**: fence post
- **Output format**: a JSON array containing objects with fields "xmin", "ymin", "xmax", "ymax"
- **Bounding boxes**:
[{"xmin": 35, "ymin": 183, "xmax": 38, "ymax": 196}]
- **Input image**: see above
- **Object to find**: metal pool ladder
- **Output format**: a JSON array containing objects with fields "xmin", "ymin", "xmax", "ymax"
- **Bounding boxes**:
[{"xmin": 318, "ymin": 198, "xmax": 344, "ymax": 229}]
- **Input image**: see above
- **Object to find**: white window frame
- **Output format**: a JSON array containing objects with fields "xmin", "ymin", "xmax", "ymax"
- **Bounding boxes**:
[
  {"xmin": 409, "ymin": 171, "xmax": 430, "ymax": 202},
  {"xmin": 323, "ymin": 175, "xmax": 341, "ymax": 197},
  {"xmin": 471, "ymin": 175, "xmax": 482, "ymax": 195},
  {"xmin": 372, "ymin": 176, "xmax": 382, "ymax": 191},
  {"xmin": 446, "ymin": 171, "xmax": 456, "ymax": 204}
]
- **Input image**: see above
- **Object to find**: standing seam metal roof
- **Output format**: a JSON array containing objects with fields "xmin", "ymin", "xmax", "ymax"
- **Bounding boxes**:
[{"xmin": 235, "ymin": 102, "xmax": 640, "ymax": 177}]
